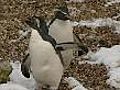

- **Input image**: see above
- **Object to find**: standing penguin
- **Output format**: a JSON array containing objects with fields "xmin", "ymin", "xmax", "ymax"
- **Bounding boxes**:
[
  {"xmin": 48, "ymin": 4, "xmax": 88, "ymax": 68},
  {"xmin": 48, "ymin": 4, "xmax": 75, "ymax": 68},
  {"xmin": 22, "ymin": 16, "xmax": 63, "ymax": 90}
]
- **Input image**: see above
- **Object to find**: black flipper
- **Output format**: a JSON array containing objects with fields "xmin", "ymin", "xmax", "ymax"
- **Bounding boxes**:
[
  {"xmin": 21, "ymin": 53, "xmax": 30, "ymax": 78},
  {"xmin": 55, "ymin": 46, "xmax": 65, "ymax": 51}
]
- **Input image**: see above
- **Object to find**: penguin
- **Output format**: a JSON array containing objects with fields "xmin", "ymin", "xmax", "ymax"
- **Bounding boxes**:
[
  {"xmin": 48, "ymin": 4, "xmax": 72, "ymax": 44},
  {"xmin": 48, "ymin": 4, "xmax": 88, "ymax": 68},
  {"xmin": 22, "ymin": 16, "xmax": 63, "ymax": 90},
  {"xmin": 21, "ymin": 16, "xmax": 64, "ymax": 79},
  {"xmin": 48, "ymin": 5, "xmax": 76, "ymax": 68}
]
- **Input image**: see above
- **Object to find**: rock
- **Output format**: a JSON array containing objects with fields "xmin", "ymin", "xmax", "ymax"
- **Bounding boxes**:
[{"xmin": 0, "ymin": 60, "xmax": 12, "ymax": 83}]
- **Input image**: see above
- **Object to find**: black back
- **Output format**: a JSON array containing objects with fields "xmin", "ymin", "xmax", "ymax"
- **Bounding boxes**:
[
  {"xmin": 21, "ymin": 53, "xmax": 30, "ymax": 78},
  {"xmin": 26, "ymin": 16, "xmax": 57, "ymax": 48}
]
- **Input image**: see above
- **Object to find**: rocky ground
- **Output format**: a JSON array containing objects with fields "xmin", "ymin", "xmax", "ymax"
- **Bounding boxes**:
[{"xmin": 0, "ymin": 0, "xmax": 120, "ymax": 90}]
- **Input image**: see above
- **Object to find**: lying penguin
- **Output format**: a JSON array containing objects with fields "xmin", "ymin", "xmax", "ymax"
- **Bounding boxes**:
[
  {"xmin": 48, "ymin": 4, "xmax": 88, "ymax": 68},
  {"xmin": 21, "ymin": 16, "xmax": 63, "ymax": 90}
]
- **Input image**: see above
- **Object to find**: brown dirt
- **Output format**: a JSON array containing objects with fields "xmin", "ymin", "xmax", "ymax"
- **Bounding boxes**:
[{"xmin": 0, "ymin": 0, "xmax": 120, "ymax": 89}]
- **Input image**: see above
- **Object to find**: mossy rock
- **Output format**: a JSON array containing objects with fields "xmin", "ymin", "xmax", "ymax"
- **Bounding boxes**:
[{"xmin": 0, "ymin": 60, "xmax": 12, "ymax": 84}]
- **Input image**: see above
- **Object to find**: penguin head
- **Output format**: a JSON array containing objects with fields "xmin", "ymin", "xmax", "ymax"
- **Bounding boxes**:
[
  {"xmin": 26, "ymin": 16, "xmax": 57, "ymax": 47},
  {"xmin": 47, "ymin": 3, "xmax": 71, "ymax": 28},
  {"xmin": 54, "ymin": 4, "xmax": 70, "ymax": 21},
  {"xmin": 25, "ymin": 16, "xmax": 49, "ymax": 35}
]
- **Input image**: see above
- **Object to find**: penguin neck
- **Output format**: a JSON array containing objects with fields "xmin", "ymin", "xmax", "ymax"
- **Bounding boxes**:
[
  {"xmin": 53, "ymin": 19, "xmax": 72, "ymax": 34},
  {"xmin": 31, "ymin": 28, "xmax": 43, "ymax": 42},
  {"xmin": 55, "ymin": 19, "xmax": 69, "ymax": 24}
]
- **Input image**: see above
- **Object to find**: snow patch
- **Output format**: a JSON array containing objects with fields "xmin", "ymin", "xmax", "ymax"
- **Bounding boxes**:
[
  {"xmin": 84, "ymin": 45, "xmax": 120, "ymax": 89},
  {"xmin": 0, "ymin": 83, "xmax": 29, "ymax": 90},
  {"xmin": 77, "ymin": 18, "xmax": 120, "ymax": 34},
  {"xmin": 9, "ymin": 61, "xmax": 37, "ymax": 90},
  {"xmin": 88, "ymin": 45, "xmax": 120, "ymax": 68},
  {"xmin": 78, "ymin": 60, "xmax": 99, "ymax": 65},
  {"xmin": 106, "ymin": 67, "xmax": 120, "ymax": 89},
  {"xmin": 65, "ymin": 77, "xmax": 88, "ymax": 90}
]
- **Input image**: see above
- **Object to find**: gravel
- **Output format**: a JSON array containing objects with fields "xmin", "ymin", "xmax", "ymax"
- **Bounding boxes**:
[{"xmin": 0, "ymin": 0, "xmax": 120, "ymax": 90}]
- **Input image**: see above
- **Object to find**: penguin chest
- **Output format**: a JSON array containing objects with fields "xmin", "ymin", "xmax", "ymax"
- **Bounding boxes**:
[
  {"xmin": 29, "ymin": 40, "xmax": 53, "ymax": 67},
  {"xmin": 49, "ymin": 20, "xmax": 74, "ymax": 43},
  {"xmin": 29, "ymin": 40, "xmax": 63, "ymax": 85}
]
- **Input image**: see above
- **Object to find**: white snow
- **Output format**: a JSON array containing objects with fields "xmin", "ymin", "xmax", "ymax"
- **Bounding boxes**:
[
  {"xmin": 9, "ymin": 61, "xmax": 37, "ymax": 90},
  {"xmin": 106, "ymin": 67, "xmax": 120, "ymax": 89},
  {"xmin": 83, "ymin": 45, "xmax": 120, "ymax": 89},
  {"xmin": 81, "ymin": 51, "xmax": 97, "ymax": 61},
  {"xmin": 65, "ymin": 77, "xmax": 88, "ymax": 90},
  {"xmin": 0, "ymin": 83, "xmax": 29, "ymax": 90},
  {"xmin": 78, "ymin": 60, "xmax": 99, "ymax": 65},
  {"xmin": 77, "ymin": 18, "xmax": 120, "ymax": 34},
  {"xmin": 89, "ymin": 45, "xmax": 120, "ymax": 68},
  {"xmin": 78, "ymin": 18, "xmax": 113, "ymax": 28}
]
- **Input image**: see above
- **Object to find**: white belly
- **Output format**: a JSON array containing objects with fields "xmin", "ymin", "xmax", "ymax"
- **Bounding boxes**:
[
  {"xmin": 29, "ymin": 40, "xmax": 63, "ymax": 88},
  {"xmin": 49, "ymin": 20, "xmax": 74, "ymax": 68},
  {"xmin": 49, "ymin": 20, "xmax": 74, "ymax": 43}
]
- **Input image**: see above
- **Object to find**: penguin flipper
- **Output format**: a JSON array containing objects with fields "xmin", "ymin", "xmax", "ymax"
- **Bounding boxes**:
[
  {"xmin": 21, "ymin": 63, "xmax": 30, "ymax": 78},
  {"xmin": 21, "ymin": 54, "xmax": 31, "ymax": 78}
]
